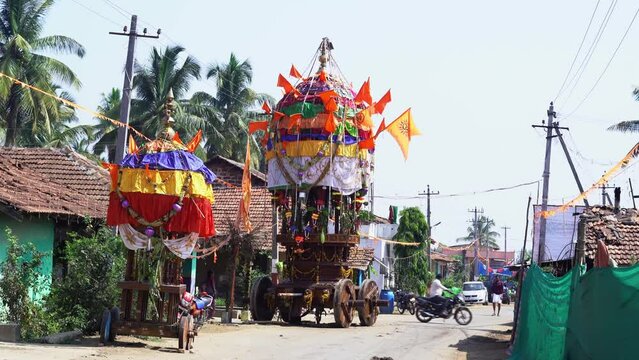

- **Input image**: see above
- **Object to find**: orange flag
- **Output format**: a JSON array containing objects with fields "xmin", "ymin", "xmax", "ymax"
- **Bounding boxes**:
[
  {"xmin": 236, "ymin": 139, "xmax": 252, "ymax": 232},
  {"xmin": 374, "ymin": 118, "xmax": 386, "ymax": 138},
  {"xmin": 172, "ymin": 132, "xmax": 184, "ymax": 145},
  {"xmin": 128, "ymin": 135, "xmax": 138, "ymax": 154},
  {"xmin": 325, "ymin": 98, "xmax": 338, "ymax": 113},
  {"xmin": 324, "ymin": 113, "xmax": 336, "ymax": 133},
  {"xmin": 277, "ymin": 74, "xmax": 298, "ymax": 95},
  {"xmin": 287, "ymin": 113, "xmax": 302, "ymax": 130},
  {"xmin": 289, "ymin": 64, "xmax": 302, "ymax": 79},
  {"xmin": 102, "ymin": 162, "xmax": 119, "ymax": 186},
  {"xmin": 319, "ymin": 70, "xmax": 327, "ymax": 82},
  {"xmin": 262, "ymin": 101, "xmax": 272, "ymax": 114},
  {"xmin": 359, "ymin": 138, "xmax": 375, "ymax": 150},
  {"xmin": 373, "ymin": 90, "xmax": 392, "ymax": 114},
  {"xmin": 249, "ymin": 121, "xmax": 269, "ymax": 134},
  {"xmin": 356, "ymin": 107, "xmax": 374, "ymax": 128},
  {"xmin": 354, "ymin": 77, "xmax": 372, "ymax": 106},
  {"xmin": 385, "ymin": 108, "xmax": 420, "ymax": 160},
  {"xmin": 273, "ymin": 111, "xmax": 286, "ymax": 121},
  {"xmin": 186, "ymin": 130, "xmax": 203, "ymax": 153},
  {"xmin": 317, "ymin": 90, "xmax": 337, "ymax": 106}
]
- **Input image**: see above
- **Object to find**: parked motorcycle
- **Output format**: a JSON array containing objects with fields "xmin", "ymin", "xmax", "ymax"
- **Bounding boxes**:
[
  {"xmin": 414, "ymin": 290, "xmax": 472, "ymax": 325},
  {"xmin": 178, "ymin": 291, "xmax": 215, "ymax": 341},
  {"xmin": 395, "ymin": 290, "xmax": 416, "ymax": 315}
]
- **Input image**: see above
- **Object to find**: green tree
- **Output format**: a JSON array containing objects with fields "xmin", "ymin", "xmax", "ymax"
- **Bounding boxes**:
[
  {"xmin": 457, "ymin": 215, "xmax": 501, "ymax": 249},
  {"xmin": 608, "ymin": 88, "xmax": 639, "ymax": 133},
  {"xmin": 392, "ymin": 207, "xmax": 432, "ymax": 295},
  {"xmin": 0, "ymin": 0, "xmax": 85, "ymax": 147},
  {"xmin": 197, "ymin": 53, "xmax": 273, "ymax": 168},
  {"xmin": 92, "ymin": 88, "xmax": 121, "ymax": 160}
]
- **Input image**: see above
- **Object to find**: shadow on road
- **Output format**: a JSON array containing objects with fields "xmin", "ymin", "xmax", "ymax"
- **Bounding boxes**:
[{"xmin": 450, "ymin": 334, "xmax": 510, "ymax": 360}]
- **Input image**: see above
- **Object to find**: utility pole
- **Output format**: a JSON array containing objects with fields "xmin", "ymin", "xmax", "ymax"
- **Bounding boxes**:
[
  {"xmin": 598, "ymin": 182, "xmax": 615, "ymax": 206},
  {"xmin": 468, "ymin": 207, "xmax": 484, "ymax": 280},
  {"xmin": 629, "ymin": 179, "xmax": 639, "ymax": 209},
  {"xmin": 111, "ymin": 15, "xmax": 160, "ymax": 163},
  {"xmin": 501, "ymin": 226, "xmax": 510, "ymax": 265},
  {"xmin": 418, "ymin": 185, "xmax": 439, "ymax": 273},
  {"xmin": 531, "ymin": 102, "xmax": 557, "ymax": 263},
  {"xmin": 553, "ymin": 125, "xmax": 589, "ymax": 207}
]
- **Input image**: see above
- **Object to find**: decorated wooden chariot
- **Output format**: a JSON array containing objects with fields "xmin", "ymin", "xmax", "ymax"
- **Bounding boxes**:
[
  {"xmin": 249, "ymin": 38, "xmax": 398, "ymax": 328},
  {"xmin": 100, "ymin": 93, "xmax": 216, "ymax": 352}
]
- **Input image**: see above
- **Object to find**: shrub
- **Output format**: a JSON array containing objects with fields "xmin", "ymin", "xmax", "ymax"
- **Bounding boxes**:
[
  {"xmin": 46, "ymin": 221, "xmax": 125, "ymax": 334},
  {"xmin": 0, "ymin": 227, "xmax": 57, "ymax": 340}
]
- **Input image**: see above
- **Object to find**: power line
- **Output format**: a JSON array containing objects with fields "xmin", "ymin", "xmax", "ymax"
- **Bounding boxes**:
[
  {"xmin": 554, "ymin": 0, "xmax": 602, "ymax": 101},
  {"xmin": 559, "ymin": 0, "xmax": 618, "ymax": 107},
  {"xmin": 69, "ymin": 0, "xmax": 122, "ymax": 27},
  {"xmin": 374, "ymin": 180, "xmax": 540, "ymax": 200},
  {"xmin": 562, "ymin": 4, "xmax": 639, "ymax": 120}
]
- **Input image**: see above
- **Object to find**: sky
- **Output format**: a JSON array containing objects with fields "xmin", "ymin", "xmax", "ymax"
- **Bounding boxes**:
[{"xmin": 43, "ymin": 0, "xmax": 639, "ymax": 258}]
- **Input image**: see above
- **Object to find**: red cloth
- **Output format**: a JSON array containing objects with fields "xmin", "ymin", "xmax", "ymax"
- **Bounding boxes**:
[
  {"xmin": 107, "ymin": 192, "xmax": 216, "ymax": 237},
  {"xmin": 594, "ymin": 239, "xmax": 610, "ymax": 268}
]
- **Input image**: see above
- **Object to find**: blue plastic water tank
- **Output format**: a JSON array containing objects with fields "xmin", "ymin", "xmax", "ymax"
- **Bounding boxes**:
[{"xmin": 379, "ymin": 289, "xmax": 395, "ymax": 314}]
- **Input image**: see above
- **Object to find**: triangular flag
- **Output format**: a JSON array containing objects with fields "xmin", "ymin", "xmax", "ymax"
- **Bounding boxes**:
[
  {"xmin": 262, "ymin": 101, "xmax": 272, "ymax": 114},
  {"xmin": 128, "ymin": 135, "xmax": 138, "ymax": 154},
  {"xmin": 235, "ymin": 139, "xmax": 252, "ymax": 232},
  {"xmin": 324, "ymin": 113, "xmax": 336, "ymax": 133},
  {"xmin": 319, "ymin": 70, "xmax": 327, "ymax": 82},
  {"xmin": 249, "ymin": 121, "xmax": 268, "ymax": 134},
  {"xmin": 325, "ymin": 98, "xmax": 338, "ymax": 113},
  {"xmin": 374, "ymin": 118, "xmax": 386, "ymax": 138},
  {"xmin": 317, "ymin": 90, "xmax": 338, "ymax": 106},
  {"xmin": 273, "ymin": 111, "xmax": 286, "ymax": 121},
  {"xmin": 172, "ymin": 132, "xmax": 184, "ymax": 145},
  {"xmin": 385, "ymin": 108, "xmax": 419, "ymax": 160},
  {"xmin": 354, "ymin": 77, "xmax": 372, "ymax": 106},
  {"xmin": 277, "ymin": 74, "xmax": 298, "ymax": 95},
  {"xmin": 260, "ymin": 131, "xmax": 269, "ymax": 147},
  {"xmin": 355, "ymin": 107, "xmax": 374, "ymax": 128},
  {"xmin": 359, "ymin": 138, "xmax": 375, "ymax": 150},
  {"xmin": 373, "ymin": 90, "xmax": 392, "ymax": 114},
  {"xmin": 186, "ymin": 130, "xmax": 203, "ymax": 153},
  {"xmin": 287, "ymin": 113, "xmax": 302, "ymax": 130},
  {"xmin": 102, "ymin": 162, "xmax": 119, "ymax": 186},
  {"xmin": 289, "ymin": 64, "xmax": 302, "ymax": 79}
]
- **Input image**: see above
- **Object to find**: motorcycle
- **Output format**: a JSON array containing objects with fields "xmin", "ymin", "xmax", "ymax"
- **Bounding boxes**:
[
  {"xmin": 396, "ymin": 290, "xmax": 416, "ymax": 315},
  {"xmin": 178, "ymin": 291, "xmax": 215, "ymax": 330},
  {"xmin": 414, "ymin": 290, "xmax": 472, "ymax": 325}
]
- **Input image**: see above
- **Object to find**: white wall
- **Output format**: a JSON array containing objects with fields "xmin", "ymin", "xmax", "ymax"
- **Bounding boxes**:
[{"xmin": 360, "ymin": 223, "xmax": 399, "ymax": 289}]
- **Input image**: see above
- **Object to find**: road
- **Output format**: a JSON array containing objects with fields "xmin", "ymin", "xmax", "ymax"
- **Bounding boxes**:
[{"xmin": 0, "ymin": 304, "xmax": 512, "ymax": 360}]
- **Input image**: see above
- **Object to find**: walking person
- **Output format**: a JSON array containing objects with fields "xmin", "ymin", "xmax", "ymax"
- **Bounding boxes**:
[{"xmin": 491, "ymin": 276, "xmax": 504, "ymax": 316}]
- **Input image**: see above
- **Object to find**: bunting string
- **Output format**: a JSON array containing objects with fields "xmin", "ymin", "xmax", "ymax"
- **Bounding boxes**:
[{"xmin": 0, "ymin": 72, "xmax": 151, "ymax": 142}]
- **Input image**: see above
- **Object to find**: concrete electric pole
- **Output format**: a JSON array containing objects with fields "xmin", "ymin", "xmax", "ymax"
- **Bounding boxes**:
[
  {"xmin": 111, "ymin": 15, "xmax": 160, "ymax": 163},
  {"xmin": 418, "ymin": 185, "xmax": 439, "ymax": 273},
  {"xmin": 501, "ymin": 226, "xmax": 510, "ymax": 264},
  {"xmin": 468, "ymin": 207, "xmax": 484, "ymax": 280}
]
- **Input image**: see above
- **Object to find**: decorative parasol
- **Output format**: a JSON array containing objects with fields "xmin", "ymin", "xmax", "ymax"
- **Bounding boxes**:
[{"xmin": 105, "ymin": 90, "xmax": 216, "ymax": 258}]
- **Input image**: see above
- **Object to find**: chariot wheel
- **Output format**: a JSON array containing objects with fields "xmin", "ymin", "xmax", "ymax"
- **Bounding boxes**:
[
  {"xmin": 333, "ymin": 279, "xmax": 355, "ymax": 328},
  {"xmin": 99, "ymin": 309, "xmax": 112, "ymax": 345},
  {"xmin": 250, "ymin": 276, "xmax": 275, "ymax": 321},
  {"xmin": 358, "ymin": 279, "xmax": 379, "ymax": 326},
  {"xmin": 186, "ymin": 315, "xmax": 194, "ymax": 350}
]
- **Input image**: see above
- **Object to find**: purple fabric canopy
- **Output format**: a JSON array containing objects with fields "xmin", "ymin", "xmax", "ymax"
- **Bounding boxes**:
[{"xmin": 120, "ymin": 151, "xmax": 217, "ymax": 184}]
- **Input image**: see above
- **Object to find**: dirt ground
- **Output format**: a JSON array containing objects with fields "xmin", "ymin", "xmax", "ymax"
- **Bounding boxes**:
[{"xmin": 0, "ymin": 304, "xmax": 512, "ymax": 360}]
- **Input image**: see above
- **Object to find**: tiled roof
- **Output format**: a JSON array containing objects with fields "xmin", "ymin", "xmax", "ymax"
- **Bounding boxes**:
[
  {"xmin": 347, "ymin": 247, "xmax": 375, "ymax": 270},
  {"xmin": 0, "ymin": 148, "xmax": 108, "ymax": 218},
  {"xmin": 212, "ymin": 187, "xmax": 273, "ymax": 250},
  {"xmin": 582, "ymin": 207, "xmax": 639, "ymax": 266},
  {"xmin": 205, "ymin": 156, "xmax": 266, "ymax": 188},
  {"xmin": 431, "ymin": 252, "xmax": 456, "ymax": 263}
]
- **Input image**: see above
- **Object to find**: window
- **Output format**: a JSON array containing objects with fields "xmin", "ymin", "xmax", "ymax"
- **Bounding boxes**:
[{"xmin": 463, "ymin": 283, "xmax": 484, "ymax": 291}]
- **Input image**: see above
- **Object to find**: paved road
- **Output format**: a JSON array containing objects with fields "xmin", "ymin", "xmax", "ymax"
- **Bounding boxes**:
[{"xmin": 0, "ymin": 304, "xmax": 512, "ymax": 360}]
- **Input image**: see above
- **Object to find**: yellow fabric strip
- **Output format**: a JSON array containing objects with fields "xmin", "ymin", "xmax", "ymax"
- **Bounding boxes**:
[
  {"xmin": 115, "ymin": 168, "xmax": 214, "ymax": 201},
  {"xmin": 265, "ymin": 141, "xmax": 367, "ymax": 160}
]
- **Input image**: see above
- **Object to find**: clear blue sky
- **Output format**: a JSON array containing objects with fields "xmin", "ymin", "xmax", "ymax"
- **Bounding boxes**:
[{"xmin": 44, "ymin": 0, "xmax": 639, "ymax": 256}]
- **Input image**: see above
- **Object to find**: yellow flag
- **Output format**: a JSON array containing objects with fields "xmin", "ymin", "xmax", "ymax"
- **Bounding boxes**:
[
  {"xmin": 385, "ymin": 108, "xmax": 420, "ymax": 160},
  {"xmin": 236, "ymin": 139, "xmax": 252, "ymax": 232}
]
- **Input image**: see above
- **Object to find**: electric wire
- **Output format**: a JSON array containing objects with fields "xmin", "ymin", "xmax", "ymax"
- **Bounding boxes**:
[
  {"xmin": 554, "ymin": 0, "xmax": 602, "ymax": 101},
  {"xmin": 374, "ymin": 180, "xmax": 541, "ymax": 200}
]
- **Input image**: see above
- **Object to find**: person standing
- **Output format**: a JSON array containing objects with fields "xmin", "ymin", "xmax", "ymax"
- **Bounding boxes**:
[{"xmin": 491, "ymin": 276, "xmax": 504, "ymax": 316}]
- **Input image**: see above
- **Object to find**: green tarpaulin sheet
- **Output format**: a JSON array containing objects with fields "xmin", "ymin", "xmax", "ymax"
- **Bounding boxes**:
[{"xmin": 510, "ymin": 263, "xmax": 639, "ymax": 360}]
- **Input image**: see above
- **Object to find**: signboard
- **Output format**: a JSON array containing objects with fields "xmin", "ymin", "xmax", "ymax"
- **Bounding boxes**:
[{"xmin": 532, "ymin": 205, "xmax": 585, "ymax": 263}]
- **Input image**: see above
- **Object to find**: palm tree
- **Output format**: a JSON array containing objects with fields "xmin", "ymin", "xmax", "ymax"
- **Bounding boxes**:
[
  {"xmin": 198, "ymin": 53, "xmax": 273, "ymax": 167},
  {"xmin": 92, "ymin": 88, "xmax": 121, "ymax": 161},
  {"xmin": 0, "ymin": 0, "xmax": 85, "ymax": 147},
  {"xmin": 131, "ymin": 45, "xmax": 205, "ymax": 140},
  {"xmin": 609, "ymin": 88, "xmax": 639, "ymax": 132},
  {"xmin": 457, "ymin": 216, "xmax": 501, "ymax": 249}
]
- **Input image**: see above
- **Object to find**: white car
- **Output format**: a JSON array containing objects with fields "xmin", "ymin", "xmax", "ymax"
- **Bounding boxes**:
[{"xmin": 462, "ymin": 281, "xmax": 488, "ymax": 305}]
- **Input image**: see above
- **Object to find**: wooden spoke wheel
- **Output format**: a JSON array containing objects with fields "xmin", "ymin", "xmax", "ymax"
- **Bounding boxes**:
[
  {"xmin": 178, "ymin": 315, "xmax": 189, "ymax": 353},
  {"xmin": 109, "ymin": 307, "xmax": 120, "ymax": 342},
  {"xmin": 250, "ymin": 276, "xmax": 275, "ymax": 321},
  {"xmin": 99, "ymin": 309, "xmax": 112, "ymax": 345},
  {"xmin": 333, "ymin": 279, "xmax": 356, "ymax": 328},
  {"xmin": 358, "ymin": 279, "xmax": 379, "ymax": 326}
]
